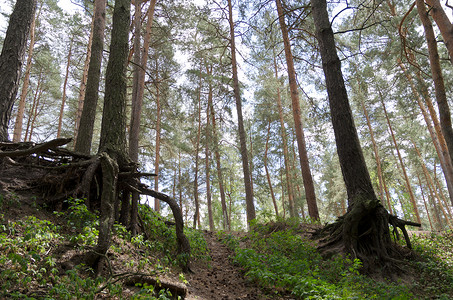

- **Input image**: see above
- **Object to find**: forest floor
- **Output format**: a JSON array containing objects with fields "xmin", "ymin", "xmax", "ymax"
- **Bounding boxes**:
[{"xmin": 185, "ymin": 231, "xmax": 282, "ymax": 300}]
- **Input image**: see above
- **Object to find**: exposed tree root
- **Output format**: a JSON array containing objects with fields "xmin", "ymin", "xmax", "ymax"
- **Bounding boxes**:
[
  {"xmin": 0, "ymin": 138, "xmax": 191, "ymax": 273},
  {"xmin": 315, "ymin": 198, "xmax": 421, "ymax": 276}
]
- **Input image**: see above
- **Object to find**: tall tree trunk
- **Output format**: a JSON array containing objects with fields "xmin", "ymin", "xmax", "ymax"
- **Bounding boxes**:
[
  {"xmin": 98, "ymin": 0, "xmax": 129, "ymax": 161},
  {"xmin": 205, "ymin": 102, "xmax": 214, "ymax": 231},
  {"xmin": 24, "ymin": 71, "xmax": 42, "ymax": 141},
  {"xmin": 416, "ymin": 0, "xmax": 453, "ymax": 176},
  {"xmin": 154, "ymin": 68, "xmax": 161, "ymax": 212},
  {"xmin": 227, "ymin": 0, "xmax": 255, "ymax": 225},
  {"xmin": 311, "ymin": 0, "xmax": 420, "ymax": 265},
  {"xmin": 74, "ymin": 13, "xmax": 95, "ymax": 142},
  {"xmin": 380, "ymin": 97, "xmax": 421, "ymax": 224},
  {"xmin": 28, "ymin": 84, "xmax": 43, "ymax": 141},
  {"xmin": 276, "ymin": 0, "xmax": 319, "ymax": 220},
  {"xmin": 91, "ymin": 0, "xmax": 131, "ymax": 270},
  {"xmin": 424, "ymin": 0, "xmax": 453, "ymax": 65},
  {"xmin": 0, "ymin": 0, "xmax": 36, "ymax": 141},
  {"xmin": 399, "ymin": 60, "xmax": 453, "ymax": 207},
  {"xmin": 264, "ymin": 120, "xmax": 279, "ymax": 217},
  {"xmin": 57, "ymin": 38, "xmax": 73, "ymax": 138},
  {"xmin": 75, "ymin": 0, "xmax": 107, "ymax": 154},
  {"xmin": 273, "ymin": 53, "xmax": 295, "ymax": 218},
  {"xmin": 128, "ymin": 0, "xmax": 157, "ymax": 233},
  {"xmin": 193, "ymin": 66, "xmax": 202, "ymax": 229},
  {"xmin": 417, "ymin": 174, "xmax": 434, "ymax": 231},
  {"xmin": 12, "ymin": 4, "xmax": 39, "ymax": 142},
  {"xmin": 361, "ymin": 99, "xmax": 390, "ymax": 213},
  {"xmin": 207, "ymin": 67, "xmax": 229, "ymax": 230}
]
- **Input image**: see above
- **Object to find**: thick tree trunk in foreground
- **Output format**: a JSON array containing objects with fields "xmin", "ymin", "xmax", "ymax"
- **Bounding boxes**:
[
  {"xmin": 311, "ymin": 0, "xmax": 419, "ymax": 268},
  {"xmin": 276, "ymin": 0, "xmax": 319, "ymax": 220},
  {"xmin": 75, "ymin": 0, "xmax": 107, "ymax": 154},
  {"xmin": 227, "ymin": 0, "xmax": 256, "ymax": 225},
  {"xmin": 0, "ymin": 0, "xmax": 36, "ymax": 141}
]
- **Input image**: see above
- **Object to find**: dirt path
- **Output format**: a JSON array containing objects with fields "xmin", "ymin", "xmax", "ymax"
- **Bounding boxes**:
[{"xmin": 185, "ymin": 231, "xmax": 274, "ymax": 300}]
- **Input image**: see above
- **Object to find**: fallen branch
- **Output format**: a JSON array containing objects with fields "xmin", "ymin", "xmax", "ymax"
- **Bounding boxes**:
[{"xmin": 0, "ymin": 138, "xmax": 72, "ymax": 158}]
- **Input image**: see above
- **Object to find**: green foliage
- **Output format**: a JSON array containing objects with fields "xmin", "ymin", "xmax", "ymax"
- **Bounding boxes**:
[
  {"xmin": 139, "ymin": 204, "xmax": 210, "ymax": 266},
  {"xmin": 411, "ymin": 231, "xmax": 453, "ymax": 298},
  {"xmin": 222, "ymin": 220, "xmax": 414, "ymax": 299},
  {"xmin": 54, "ymin": 198, "xmax": 99, "ymax": 247}
]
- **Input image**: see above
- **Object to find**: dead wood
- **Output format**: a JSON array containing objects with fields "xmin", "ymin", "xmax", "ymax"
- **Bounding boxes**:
[{"xmin": 0, "ymin": 138, "xmax": 72, "ymax": 157}]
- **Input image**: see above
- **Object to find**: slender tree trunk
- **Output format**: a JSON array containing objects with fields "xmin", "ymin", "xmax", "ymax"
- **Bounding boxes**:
[
  {"xmin": 13, "ymin": 5, "xmax": 39, "ymax": 142},
  {"xmin": 57, "ymin": 38, "xmax": 73, "ymax": 138},
  {"xmin": 192, "ymin": 67, "xmax": 202, "ymax": 229},
  {"xmin": 417, "ymin": 0, "xmax": 453, "ymax": 175},
  {"xmin": 207, "ymin": 72, "xmax": 229, "ymax": 230},
  {"xmin": 417, "ymin": 174, "xmax": 434, "ymax": 231},
  {"xmin": 205, "ymin": 102, "xmax": 214, "ymax": 231},
  {"xmin": 227, "ymin": 0, "xmax": 255, "ymax": 225},
  {"xmin": 28, "ymin": 85, "xmax": 43, "ymax": 141},
  {"xmin": 75, "ymin": 0, "xmax": 107, "ymax": 154},
  {"xmin": 276, "ymin": 0, "xmax": 319, "ymax": 220},
  {"xmin": 399, "ymin": 61, "xmax": 453, "ymax": 207},
  {"xmin": 424, "ymin": 0, "xmax": 453, "ymax": 65},
  {"xmin": 0, "ymin": 0, "xmax": 36, "ymax": 141},
  {"xmin": 273, "ymin": 53, "xmax": 295, "ymax": 218},
  {"xmin": 178, "ymin": 150, "xmax": 183, "ymax": 215},
  {"xmin": 24, "ymin": 71, "xmax": 42, "ymax": 141},
  {"xmin": 74, "ymin": 13, "xmax": 95, "ymax": 142},
  {"xmin": 154, "ymin": 69, "xmax": 161, "ymax": 212},
  {"xmin": 361, "ymin": 99, "xmax": 390, "ymax": 212},
  {"xmin": 264, "ymin": 120, "xmax": 279, "ymax": 217},
  {"xmin": 415, "ymin": 141, "xmax": 452, "ymax": 229},
  {"xmin": 381, "ymin": 97, "xmax": 421, "ymax": 224},
  {"xmin": 128, "ymin": 0, "xmax": 157, "ymax": 233}
]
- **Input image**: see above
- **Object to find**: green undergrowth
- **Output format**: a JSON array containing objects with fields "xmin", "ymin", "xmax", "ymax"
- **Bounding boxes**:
[
  {"xmin": 218, "ymin": 220, "xmax": 453, "ymax": 299},
  {"xmin": 0, "ymin": 198, "xmax": 208, "ymax": 299}
]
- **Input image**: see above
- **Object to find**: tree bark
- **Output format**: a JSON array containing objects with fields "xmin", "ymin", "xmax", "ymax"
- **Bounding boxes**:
[
  {"xmin": 74, "ymin": 13, "xmax": 95, "ymax": 142},
  {"xmin": 416, "ymin": 0, "xmax": 453, "ymax": 179},
  {"xmin": 12, "ymin": 4, "xmax": 39, "ymax": 142},
  {"xmin": 75, "ymin": 0, "xmax": 107, "ymax": 154},
  {"xmin": 154, "ymin": 65, "xmax": 161, "ymax": 212},
  {"xmin": 57, "ymin": 37, "xmax": 73, "ymax": 138},
  {"xmin": 424, "ymin": 0, "xmax": 453, "ymax": 65},
  {"xmin": 276, "ymin": 0, "xmax": 319, "ymax": 220},
  {"xmin": 98, "ymin": 0, "xmax": 129, "ymax": 162},
  {"xmin": 0, "ymin": 0, "xmax": 36, "ymax": 141},
  {"xmin": 227, "ymin": 0, "xmax": 256, "ymax": 225}
]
